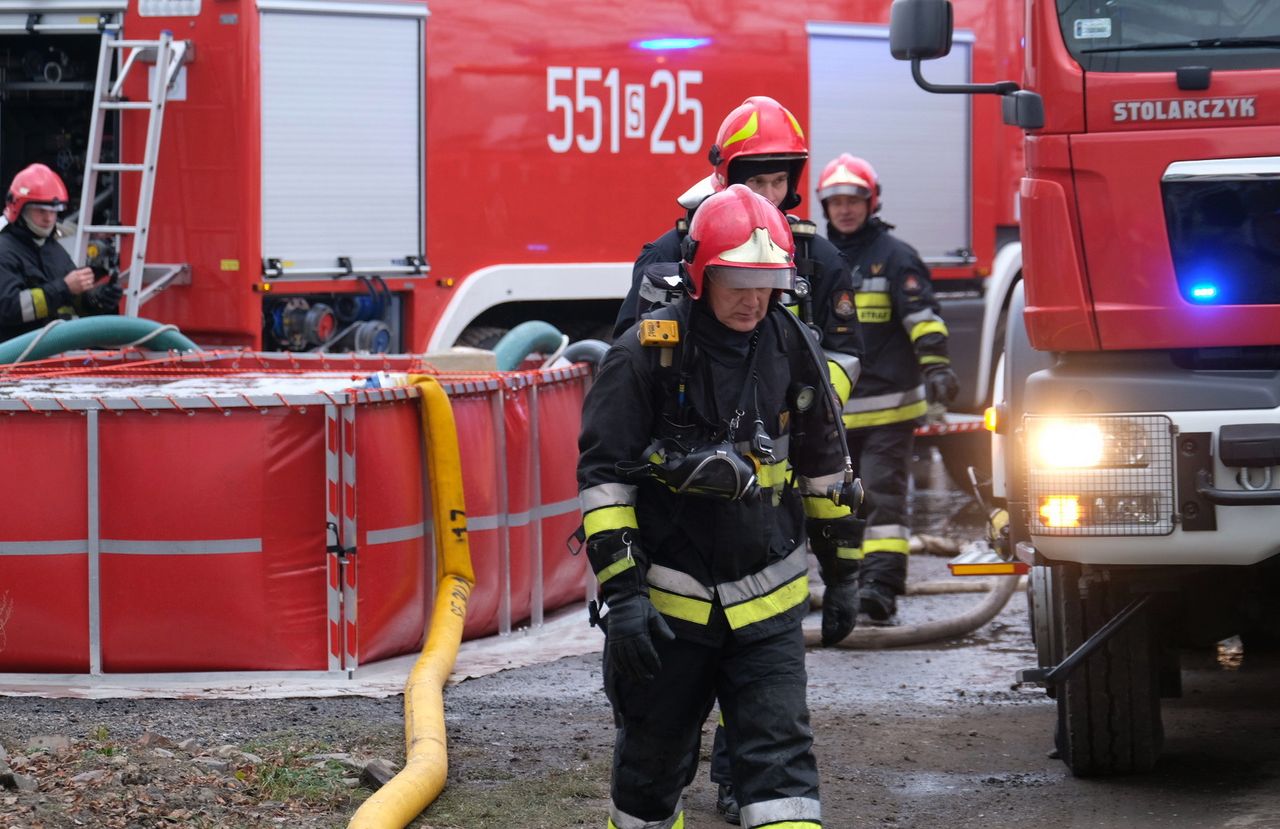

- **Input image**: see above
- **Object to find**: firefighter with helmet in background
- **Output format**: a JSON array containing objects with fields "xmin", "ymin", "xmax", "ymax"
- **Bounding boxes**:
[
  {"xmin": 0, "ymin": 162, "xmax": 121, "ymax": 342},
  {"xmin": 611, "ymin": 95, "xmax": 866, "ymax": 823},
  {"xmin": 579, "ymin": 184, "xmax": 864, "ymax": 829},
  {"xmin": 817, "ymin": 153, "xmax": 959, "ymax": 624}
]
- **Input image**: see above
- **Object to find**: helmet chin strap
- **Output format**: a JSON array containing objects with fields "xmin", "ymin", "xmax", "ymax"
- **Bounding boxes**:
[{"xmin": 21, "ymin": 210, "xmax": 55, "ymax": 242}]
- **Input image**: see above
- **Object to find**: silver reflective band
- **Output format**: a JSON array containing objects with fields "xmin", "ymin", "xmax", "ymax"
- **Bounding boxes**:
[
  {"xmin": 717, "ymin": 544, "xmax": 808, "ymax": 606},
  {"xmin": 798, "ymin": 470, "xmax": 842, "ymax": 497},
  {"xmin": 19, "ymin": 289, "xmax": 36, "ymax": 322},
  {"xmin": 647, "ymin": 563, "xmax": 715, "ymax": 601},
  {"xmin": 740, "ymin": 796, "xmax": 822, "ymax": 827},
  {"xmin": 580, "ymin": 482, "xmax": 638, "ymax": 512},
  {"xmin": 825, "ymin": 349, "xmax": 862, "ymax": 388},
  {"xmin": 609, "ymin": 798, "xmax": 684, "ymax": 829},
  {"xmin": 845, "ymin": 385, "xmax": 925, "ymax": 413},
  {"xmin": 903, "ymin": 309, "xmax": 943, "ymax": 328},
  {"xmin": 859, "ymin": 276, "xmax": 890, "ymax": 292},
  {"xmin": 865, "ymin": 524, "xmax": 910, "ymax": 540}
]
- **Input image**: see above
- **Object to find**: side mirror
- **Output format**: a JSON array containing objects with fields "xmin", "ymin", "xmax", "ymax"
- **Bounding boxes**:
[
  {"xmin": 889, "ymin": 0, "xmax": 954, "ymax": 61},
  {"xmin": 1002, "ymin": 90, "xmax": 1046, "ymax": 130}
]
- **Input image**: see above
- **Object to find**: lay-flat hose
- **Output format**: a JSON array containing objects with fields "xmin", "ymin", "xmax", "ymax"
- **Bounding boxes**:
[
  {"xmin": 804, "ymin": 574, "xmax": 1022, "ymax": 649},
  {"xmin": 347, "ymin": 376, "xmax": 474, "ymax": 829}
]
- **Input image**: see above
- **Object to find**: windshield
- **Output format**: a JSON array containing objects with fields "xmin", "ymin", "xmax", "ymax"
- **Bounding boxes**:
[{"xmin": 1057, "ymin": 0, "xmax": 1280, "ymax": 71}]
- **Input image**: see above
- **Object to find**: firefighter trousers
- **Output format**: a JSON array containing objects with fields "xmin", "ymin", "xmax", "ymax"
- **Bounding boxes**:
[
  {"xmin": 604, "ymin": 622, "xmax": 822, "ymax": 829},
  {"xmin": 849, "ymin": 422, "xmax": 915, "ymax": 595}
]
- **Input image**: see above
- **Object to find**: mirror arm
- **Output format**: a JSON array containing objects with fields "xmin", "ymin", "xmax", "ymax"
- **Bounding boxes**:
[{"xmin": 911, "ymin": 58, "xmax": 1021, "ymax": 96}]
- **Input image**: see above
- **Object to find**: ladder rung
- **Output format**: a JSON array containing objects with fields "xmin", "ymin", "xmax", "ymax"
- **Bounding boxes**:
[
  {"xmin": 108, "ymin": 39, "xmax": 166, "ymax": 49},
  {"xmin": 84, "ymin": 225, "xmax": 139, "ymax": 235},
  {"xmin": 92, "ymin": 163, "xmax": 146, "ymax": 172},
  {"xmin": 99, "ymin": 101, "xmax": 152, "ymax": 111}
]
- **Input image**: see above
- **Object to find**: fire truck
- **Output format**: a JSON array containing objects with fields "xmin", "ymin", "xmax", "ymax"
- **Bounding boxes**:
[
  {"xmin": 0, "ymin": 0, "xmax": 1022, "ymax": 418},
  {"xmin": 893, "ymin": 0, "xmax": 1280, "ymax": 776}
]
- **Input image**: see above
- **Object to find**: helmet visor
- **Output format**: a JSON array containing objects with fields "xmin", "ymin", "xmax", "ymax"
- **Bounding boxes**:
[
  {"xmin": 25, "ymin": 200, "xmax": 67, "ymax": 214},
  {"xmin": 704, "ymin": 264, "xmax": 795, "ymax": 292},
  {"xmin": 819, "ymin": 183, "xmax": 872, "ymax": 201}
]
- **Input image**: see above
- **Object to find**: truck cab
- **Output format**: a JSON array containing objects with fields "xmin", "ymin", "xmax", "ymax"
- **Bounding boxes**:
[{"xmin": 893, "ymin": 0, "xmax": 1280, "ymax": 776}]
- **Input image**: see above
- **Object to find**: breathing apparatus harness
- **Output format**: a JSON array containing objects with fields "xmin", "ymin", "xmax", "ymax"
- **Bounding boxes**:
[{"xmin": 619, "ymin": 294, "xmax": 861, "ymax": 512}]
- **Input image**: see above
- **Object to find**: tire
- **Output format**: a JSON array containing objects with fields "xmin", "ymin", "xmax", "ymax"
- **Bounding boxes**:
[
  {"xmin": 1052, "ymin": 562, "xmax": 1164, "ymax": 776},
  {"xmin": 456, "ymin": 324, "xmax": 507, "ymax": 350}
]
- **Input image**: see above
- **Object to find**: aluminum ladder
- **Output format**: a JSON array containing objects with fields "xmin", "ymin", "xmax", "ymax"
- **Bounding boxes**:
[{"xmin": 73, "ymin": 29, "xmax": 190, "ymax": 317}]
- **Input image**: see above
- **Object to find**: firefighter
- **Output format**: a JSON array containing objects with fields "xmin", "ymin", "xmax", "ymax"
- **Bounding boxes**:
[
  {"xmin": 816, "ymin": 153, "xmax": 959, "ymax": 624},
  {"xmin": 579, "ymin": 185, "xmax": 864, "ymax": 829},
  {"xmin": 0, "ymin": 163, "xmax": 121, "ymax": 342},
  {"xmin": 613, "ymin": 96, "xmax": 864, "ymax": 399},
  {"xmin": 611, "ymin": 97, "xmax": 865, "ymax": 824}
]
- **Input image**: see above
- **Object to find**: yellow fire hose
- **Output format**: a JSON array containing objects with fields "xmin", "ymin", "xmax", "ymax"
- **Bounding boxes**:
[{"xmin": 348, "ymin": 376, "xmax": 475, "ymax": 829}]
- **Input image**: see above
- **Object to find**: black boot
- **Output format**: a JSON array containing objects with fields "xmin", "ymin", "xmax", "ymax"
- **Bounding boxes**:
[
  {"xmin": 716, "ymin": 783, "xmax": 741, "ymax": 825},
  {"xmin": 859, "ymin": 580, "xmax": 899, "ymax": 626}
]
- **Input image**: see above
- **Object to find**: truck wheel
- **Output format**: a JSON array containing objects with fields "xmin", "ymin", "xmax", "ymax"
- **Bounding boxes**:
[
  {"xmin": 456, "ymin": 325, "xmax": 507, "ymax": 350},
  {"xmin": 1052, "ymin": 562, "xmax": 1164, "ymax": 776}
]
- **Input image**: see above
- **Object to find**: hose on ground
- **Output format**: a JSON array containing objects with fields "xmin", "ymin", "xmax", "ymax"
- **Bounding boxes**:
[
  {"xmin": 347, "ymin": 376, "xmax": 474, "ymax": 829},
  {"xmin": 804, "ymin": 573, "xmax": 1023, "ymax": 649}
]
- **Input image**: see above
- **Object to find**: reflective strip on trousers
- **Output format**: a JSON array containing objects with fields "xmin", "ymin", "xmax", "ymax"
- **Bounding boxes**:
[
  {"xmin": 843, "ymin": 398, "xmax": 928, "ymax": 429},
  {"xmin": 864, "ymin": 523, "xmax": 910, "ymax": 555},
  {"xmin": 740, "ymin": 796, "xmax": 822, "ymax": 829},
  {"xmin": 608, "ymin": 802, "xmax": 685, "ymax": 829}
]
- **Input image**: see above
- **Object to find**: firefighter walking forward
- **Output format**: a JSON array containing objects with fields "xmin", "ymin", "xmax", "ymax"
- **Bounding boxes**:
[
  {"xmin": 578, "ymin": 186, "xmax": 865, "ymax": 829},
  {"xmin": 816, "ymin": 154, "xmax": 959, "ymax": 624}
]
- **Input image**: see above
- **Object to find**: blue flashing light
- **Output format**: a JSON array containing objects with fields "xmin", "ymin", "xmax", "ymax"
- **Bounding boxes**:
[
  {"xmin": 634, "ymin": 37, "xmax": 711, "ymax": 51},
  {"xmin": 1190, "ymin": 284, "xmax": 1218, "ymax": 301}
]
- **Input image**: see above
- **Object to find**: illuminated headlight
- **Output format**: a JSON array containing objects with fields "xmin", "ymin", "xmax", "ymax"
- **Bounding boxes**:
[{"xmin": 1024, "ymin": 415, "xmax": 1174, "ymax": 536}]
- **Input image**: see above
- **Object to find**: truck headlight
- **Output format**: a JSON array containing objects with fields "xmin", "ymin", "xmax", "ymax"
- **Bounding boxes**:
[{"xmin": 1024, "ymin": 415, "xmax": 1174, "ymax": 536}]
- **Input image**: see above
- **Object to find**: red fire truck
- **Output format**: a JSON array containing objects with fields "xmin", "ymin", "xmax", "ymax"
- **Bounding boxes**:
[
  {"xmin": 893, "ymin": 0, "xmax": 1280, "ymax": 776},
  {"xmin": 0, "ymin": 0, "xmax": 1023, "ymax": 412}
]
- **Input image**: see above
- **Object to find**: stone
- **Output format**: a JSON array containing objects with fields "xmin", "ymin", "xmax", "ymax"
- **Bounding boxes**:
[
  {"xmin": 71, "ymin": 770, "xmax": 108, "ymax": 784},
  {"xmin": 360, "ymin": 758, "xmax": 398, "ymax": 790},
  {"xmin": 137, "ymin": 732, "xmax": 173, "ymax": 748},
  {"xmin": 26, "ymin": 735, "xmax": 71, "ymax": 754}
]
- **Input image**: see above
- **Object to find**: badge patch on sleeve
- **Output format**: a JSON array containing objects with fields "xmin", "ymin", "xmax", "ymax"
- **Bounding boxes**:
[
  {"xmin": 833, "ymin": 291, "xmax": 856, "ymax": 320},
  {"xmin": 903, "ymin": 273, "xmax": 923, "ymax": 294}
]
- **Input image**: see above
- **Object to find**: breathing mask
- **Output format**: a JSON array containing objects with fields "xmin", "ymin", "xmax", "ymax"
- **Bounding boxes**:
[{"xmin": 617, "ymin": 437, "xmax": 760, "ymax": 502}]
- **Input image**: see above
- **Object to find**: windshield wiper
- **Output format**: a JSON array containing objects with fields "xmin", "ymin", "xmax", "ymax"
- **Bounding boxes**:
[{"xmin": 1082, "ymin": 34, "xmax": 1280, "ymax": 54}]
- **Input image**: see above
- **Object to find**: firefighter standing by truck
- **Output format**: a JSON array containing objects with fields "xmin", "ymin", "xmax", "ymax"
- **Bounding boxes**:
[
  {"xmin": 579, "ymin": 184, "xmax": 864, "ymax": 829},
  {"xmin": 816, "ymin": 154, "xmax": 959, "ymax": 624},
  {"xmin": 611, "ymin": 96, "xmax": 867, "ymax": 824},
  {"xmin": 0, "ymin": 163, "xmax": 121, "ymax": 342}
]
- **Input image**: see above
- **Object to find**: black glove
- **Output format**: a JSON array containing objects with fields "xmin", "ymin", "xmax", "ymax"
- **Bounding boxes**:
[
  {"xmin": 605, "ymin": 593, "xmax": 674, "ymax": 682},
  {"xmin": 821, "ymin": 575, "xmax": 860, "ymax": 646},
  {"xmin": 86, "ymin": 280, "xmax": 123, "ymax": 313},
  {"xmin": 922, "ymin": 364, "xmax": 959, "ymax": 406}
]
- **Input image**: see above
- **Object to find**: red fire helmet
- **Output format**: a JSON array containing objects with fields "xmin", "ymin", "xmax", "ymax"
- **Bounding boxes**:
[
  {"xmin": 684, "ymin": 184, "xmax": 796, "ymax": 299},
  {"xmin": 709, "ymin": 96, "xmax": 808, "ymax": 194},
  {"xmin": 816, "ymin": 153, "xmax": 879, "ymax": 214},
  {"xmin": 4, "ymin": 163, "xmax": 69, "ymax": 224}
]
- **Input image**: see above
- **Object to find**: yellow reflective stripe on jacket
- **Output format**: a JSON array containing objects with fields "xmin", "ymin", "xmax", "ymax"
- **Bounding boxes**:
[
  {"xmin": 648, "ymin": 587, "xmax": 712, "ymax": 625},
  {"xmin": 843, "ymin": 399, "xmax": 928, "ymax": 429},
  {"xmin": 837, "ymin": 546, "xmax": 864, "ymax": 560},
  {"xmin": 910, "ymin": 319, "xmax": 949, "ymax": 342},
  {"xmin": 802, "ymin": 495, "xmax": 850, "ymax": 520},
  {"xmin": 723, "ymin": 574, "xmax": 808, "ymax": 629},
  {"xmin": 30, "ymin": 287, "xmax": 48, "ymax": 319},
  {"xmin": 583, "ymin": 505, "xmax": 637, "ymax": 538},
  {"xmin": 919, "ymin": 355, "xmax": 950, "ymax": 366},
  {"xmin": 827, "ymin": 359, "xmax": 851, "ymax": 404},
  {"xmin": 864, "ymin": 537, "xmax": 911, "ymax": 555},
  {"xmin": 756, "ymin": 458, "xmax": 790, "ymax": 489},
  {"xmin": 596, "ymin": 556, "xmax": 635, "ymax": 585},
  {"xmin": 856, "ymin": 293, "xmax": 892, "ymax": 323}
]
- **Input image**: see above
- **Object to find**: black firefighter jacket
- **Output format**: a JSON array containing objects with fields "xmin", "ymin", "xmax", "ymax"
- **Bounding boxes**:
[
  {"xmin": 579, "ymin": 299, "xmax": 855, "ymax": 646},
  {"xmin": 0, "ymin": 221, "xmax": 80, "ymax": 341},
  {"xmin": 828, "ymin": 217, "xmax": 951, "ymax": 429}
]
